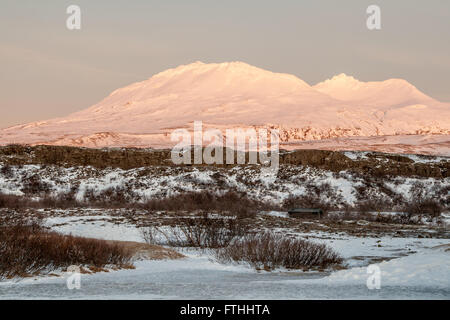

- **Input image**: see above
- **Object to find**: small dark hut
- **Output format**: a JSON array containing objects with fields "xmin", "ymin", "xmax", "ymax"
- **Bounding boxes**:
[{"xmin": 287, "ymin": 208, "xmax": 323, "ymax": 219}]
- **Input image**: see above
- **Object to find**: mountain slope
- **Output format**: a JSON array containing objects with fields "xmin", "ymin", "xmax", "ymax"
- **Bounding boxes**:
[{"xmin": 0, "ymin": 61, "xmax": 449, "ymax": 154}]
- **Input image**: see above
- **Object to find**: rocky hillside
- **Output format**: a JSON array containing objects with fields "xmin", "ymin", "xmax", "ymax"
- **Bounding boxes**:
[
  {"xmin": 0, "ymin": 145, "xmax": 448, "ymax": 178},
  {"xmin": 0, "ymin": 145, "xmax": 448, "ymax": 211}
]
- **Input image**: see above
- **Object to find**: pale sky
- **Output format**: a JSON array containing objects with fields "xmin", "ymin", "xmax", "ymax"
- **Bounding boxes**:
[{"xmin": 0, "ymin": 0, "xmax": 449, "ymax": 128}]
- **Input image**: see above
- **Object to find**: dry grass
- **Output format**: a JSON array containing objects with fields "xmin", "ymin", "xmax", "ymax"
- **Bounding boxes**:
[{"xmin": 105, "ymin": 240, "xmax": 184, "ymax": 260}]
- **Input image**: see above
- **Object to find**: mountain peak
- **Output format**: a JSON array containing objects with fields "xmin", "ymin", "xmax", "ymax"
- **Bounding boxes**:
[
  {"xmin": 313, "ymin": 73, "xmax": 433, "ymax": 105},
  {"xmin": 106, "ymin": 61, "xmax": 315, "ymax": 100},
  {"xmin": 332, "ymin": 73, "xmax": 358, "ymax": 82},
  {"xmin": 316, "ymin": 73, "xmax": 361, "ymax": 87},
  {"xmin": 155, "ymin": 61, "xmax": 299, "ymax": 80}
]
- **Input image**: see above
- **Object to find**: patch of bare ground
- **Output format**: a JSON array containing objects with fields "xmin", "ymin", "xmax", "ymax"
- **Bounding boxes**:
[
  {"xmin": 250, "ymin": 214, "xmax": 449, "ymax": 239},
  {"xmin": 105, "ymin": 240, "xmax": 184, "ymax": 260}
]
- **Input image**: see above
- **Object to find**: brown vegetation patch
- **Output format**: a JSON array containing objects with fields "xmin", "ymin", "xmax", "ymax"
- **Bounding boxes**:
[
  {"xmin": 215, "ymin": 232, "xmax": 343, "ymax": 271},
  {"xmin": 105, "ymin": 240, "xmax": 184, "ymax": 260},
  {"xmin": 0, "ymin": 223, "xmax": 133, "ymax": 279}
]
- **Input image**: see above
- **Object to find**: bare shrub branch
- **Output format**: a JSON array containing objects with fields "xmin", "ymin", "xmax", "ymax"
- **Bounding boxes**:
[{"xmin": 140, "ymin": 214, "xmax": 248, "ymax": 248}]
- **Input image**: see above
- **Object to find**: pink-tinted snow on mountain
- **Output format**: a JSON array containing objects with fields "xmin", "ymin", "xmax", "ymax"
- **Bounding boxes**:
[{"xmin": 1, "ymin": 62, "xmax": 449, "ymax": 155}]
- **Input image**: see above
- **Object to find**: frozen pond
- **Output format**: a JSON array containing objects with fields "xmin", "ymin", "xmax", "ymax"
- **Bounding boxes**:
[{"xmin": 1, "ymin": 255, "xmax": 449, "ymax": 300}]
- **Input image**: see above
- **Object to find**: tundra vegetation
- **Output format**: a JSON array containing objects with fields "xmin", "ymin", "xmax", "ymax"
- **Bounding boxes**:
[{"xmin": 0, "ymin": 145, "xmax": 448, "ymax": 273}]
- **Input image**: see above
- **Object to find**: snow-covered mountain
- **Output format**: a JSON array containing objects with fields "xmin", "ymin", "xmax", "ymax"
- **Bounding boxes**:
[{"xmin": 1, "ymin": 61, "xmax": 449, "ymax": 154}]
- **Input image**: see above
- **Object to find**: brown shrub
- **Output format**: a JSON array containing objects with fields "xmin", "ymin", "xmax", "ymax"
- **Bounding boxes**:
[
  {"xmin": 0, "ymin": 193, "xmax": 15, "ymax": 208},
  {"xmin": 0, "ymin": 222, "xmax": 133, "ymax": 279},
  {"xmin": 373, "ymin": 213, "xmax": 421, "ymax": 225},
  {"xmin": 355, "ymin": 199, "xmax": 393, "ymax": 213},
  {"xmin": 141, "ymin": 213, "xmax": 248, "ymax": 248},
  {"xmin": 0, "ymin": 164, "xmax": 13, "ymax": 178},
  {"xmin": 83, "ymin": 186, "xmax": 134, "ymax": 207},
  {"xmin": 403, "ymin": 198, "xmax": 443, "ymax": 217},
  {"xmin": 282, "ymin": 194, "xmax": 332, "ymax": 213},
  {"xmin": 20, "ymin": 174, "xmax": 51, "ymax": 195},
  {"xmin": 0, "ymin": 190, "xmax": 276, "ymax": 216},
  {"xmin": 325, "ymin": 211, "xmax": 423, "ymax": 225},
  {"xmin": 215, "ymin": 232, "xmax": 343, "ymax": 270},
  {"xmin": 0, "ymin": 192, "xmax": 82, "ymax": 209},
  {"xmin": 142, "ymin": 191, "xmax": 270, "ymax": 217}
]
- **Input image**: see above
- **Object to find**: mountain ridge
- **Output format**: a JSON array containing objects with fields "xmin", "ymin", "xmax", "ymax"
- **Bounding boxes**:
[{"xmin": 1, "ymin": 61, "xmax": 449, "ymax": 155}]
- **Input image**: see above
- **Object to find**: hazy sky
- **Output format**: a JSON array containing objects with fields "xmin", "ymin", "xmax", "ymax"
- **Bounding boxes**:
[{"xmin": 1, "ymin": 0, "xmax": 449, "ymax": 128}]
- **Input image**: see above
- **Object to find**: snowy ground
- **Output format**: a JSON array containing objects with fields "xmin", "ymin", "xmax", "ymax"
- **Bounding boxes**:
[
  {"xmin": 0, "ymin": 215, "xmax": 448, "ymax": 300},
  {"xmin": 2, "ymin": 251, "xmax": 447, "ymax": 300}
]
